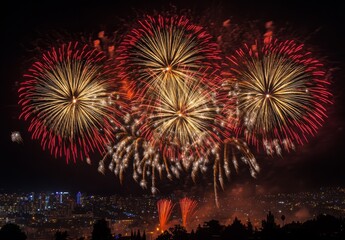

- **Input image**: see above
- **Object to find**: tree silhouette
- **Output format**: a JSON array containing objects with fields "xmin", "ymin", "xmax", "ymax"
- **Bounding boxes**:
[
  {"xmin": 169, "ymin": 224, "xmax": 188, "ymax": 240},
  {"xmin": 247, "ymin": 219, "xmax": 254, "ymax": 235},
  {"xmin": 130, "ymin": 229, "xmax": 146, "ymax": 240},
  {"xmin": 0, "ymin": 223, "xmax": 27, "ymax": 240},
  {"xmin": 204, "ymin": 219, "xmax": 222, "ymax": 236},
  {"xmin": 142, "ymin": 230, "xmax": 146, "ymax": 240},
  {"xmin": 281, "ymin": 221, "xmax": 306, "ymax": 240},
  {"xmin": 262, "ymin": 211, "xmax": 279, "ymax": 231},
  {"xmin": 91, "ymin": 219, "xmax": 113, "ymax": 240},
  {"xmin": 155, "ymin": 211, "xmax": 345, "ymax": 240},
  {"xmin": 222, "ymin": 217, "xmax": 248, "ymax": 240},
  {"xmin": 195, "ymin": 220, "xmax": 223, "ymax": 240},
  {"xmin": 156, "ymin": 225, "xmax": 188, "ymax": 240},
  {"xmin": 137, "ymin": 229, "xmax": 141, "ymax": 240},
  {"xmin": 55, "ymin": 230, "xmax": 68, "ymax": 240},
  {"xmin": 189, "ymin": 229, "xmax": 196, "ymax": 240},
  {"xmin": 260, "ymin": 211, "xmax": 280, "ymax": 240},
  {"xmin": 156, "ymin": 230, "xmax": 172, "ymax": 240},
  {"xmin": 281, "ymin": 215, "xmax": 286, "ymax": 226},
  {"xmin": 303, "ymin": 214, "xmax": 343, "ymax": 239}
]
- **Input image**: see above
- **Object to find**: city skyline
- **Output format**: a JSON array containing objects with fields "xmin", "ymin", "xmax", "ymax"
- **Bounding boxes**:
[
  {"xmin": 1, "ymin": 186, "xmax": 344, "ymax": 239},
  {"xmin": 1, "ymin": 0, "xmax": 345, "ymax": 203}
]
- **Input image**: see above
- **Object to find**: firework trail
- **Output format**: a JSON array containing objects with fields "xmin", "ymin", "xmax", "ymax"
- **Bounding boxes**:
[
  {"xmin": 225, "ymin": 38, "xmax": 332, "ymax": 155},
  {"xmin": 18, "ymin": 42, "xmax": 124, "ymax": 162},
  {"xmin": 179, "ymin": 197, "xmax": 198, "ymax": 229},
  {"xmin": 116, "ymin": 14, "xmax": 221, "ymax": 96},
  {"xmin": 157, "ymin": 199, "xmax": 174, "ymax": 233}
]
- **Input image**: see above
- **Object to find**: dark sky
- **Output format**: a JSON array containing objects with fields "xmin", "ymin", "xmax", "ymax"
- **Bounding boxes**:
[{"xmin": 1, "ymin": 0, "xmax": 345, "ymax": 198}]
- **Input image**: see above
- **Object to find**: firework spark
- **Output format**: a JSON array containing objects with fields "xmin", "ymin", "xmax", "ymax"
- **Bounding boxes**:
[
  {"xmin": 99, "ymin": 116, "xmax": 258, "ymax": 208},
  {"xmin": 179, "ymin": 197, "xmax": 198, "ymax": 229},
  {"xmin": 226, "ymin": 39, "xmax": 332, "ymax": 154},
  {"xmin": 186, "ymin": 136, "xmax": 259, "ymax": 208},
  {"xmin": 99, "ymin": 112, "xmax": 182, "ymax": 195},
  {"xmin": 19, "ymin": 42, "xmax": 124, "ymax": 162},
  {"xmin": 116, "ymin": 14, "xmax": 221, "ymax": 95},
  {"xmin": 214, "ymin": 137, "xmax": 259, "ymax": 207},
  {"xmin": 157, "ymin": 199, "xmax": 174, "ymax": 233},
  {"xmin": 11, "ymin": 131, "xmax": 23, "ymax": 143}
]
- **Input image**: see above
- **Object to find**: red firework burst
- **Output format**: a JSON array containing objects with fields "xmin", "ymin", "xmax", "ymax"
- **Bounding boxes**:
[
  {"xmin": 116, "ymin": 14, "xmax": 221, "ymax": 96},
  {"xmin": 18, "ymin": 42, "xmax": 124, "ymax": 162},
  {"xmin": 224, "ymin": 39, "xmax": 332, "ymax": 154}
]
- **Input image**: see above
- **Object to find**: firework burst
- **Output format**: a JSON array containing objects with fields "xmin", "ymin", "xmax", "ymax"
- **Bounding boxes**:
[
  {"xmin": 19, "ymin": 42, "xmax": 124, "ymax": 162},
  {"xmin": 98, "ymin": 70, "xmax": 259, "ymax": 207},
  {"xmin": 225, "ymin": 39, "xmax": 332, "ymax": 154},
  {"xmin": 116, "ymin": 14, "xmax": 221, "ymax": 95},
  {"xmin": 137, "ymin": 75, "xmax": 225, "ymax": 164}
]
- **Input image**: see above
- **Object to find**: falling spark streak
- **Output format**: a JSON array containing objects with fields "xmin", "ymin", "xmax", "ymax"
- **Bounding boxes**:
[
  {"xmin": 208, "ymin": 137, "xmax": 260, "ymax": 208},
  {"xmin": 99, "ymin": 113, "xmax": 174, "ymax": 195}
]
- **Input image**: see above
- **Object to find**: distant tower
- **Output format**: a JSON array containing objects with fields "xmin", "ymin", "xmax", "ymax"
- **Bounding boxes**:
[
  {"xmin": 45, "ymin": 195, "xmax": 50, "ymax": 209},
  {"xmin": 77, "ymin": 191, "xmax": 82, "ymax": 205},
  {"xmin": 29, "ymin": 192, "xmax": 34, "ymax": 201},
  {"xmin": 38, "ymin": 194, "xmax": 42, "ymax": 211}
]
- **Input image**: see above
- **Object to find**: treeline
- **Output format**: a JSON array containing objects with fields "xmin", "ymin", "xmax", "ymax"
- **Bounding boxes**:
[
  {"xmin": 1, "ymin": 212, "xmax": 344, "ymax": 239},
  {"xmin": 157, "ymin": 211, "xmax": 345, "ymax": 240}
]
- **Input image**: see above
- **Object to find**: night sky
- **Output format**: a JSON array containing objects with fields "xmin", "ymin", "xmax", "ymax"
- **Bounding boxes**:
[{"xmin": 1, "ymin": 0, "xmax": 345, "ymax": 198}]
